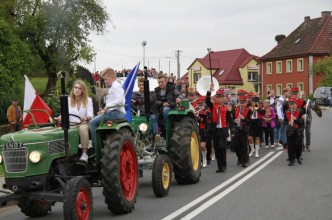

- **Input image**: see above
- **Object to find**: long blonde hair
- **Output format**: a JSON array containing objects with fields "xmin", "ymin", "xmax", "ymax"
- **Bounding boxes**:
[{"xmin": 70, "ymin": 80, "xmax": 88, "ymax": 108}]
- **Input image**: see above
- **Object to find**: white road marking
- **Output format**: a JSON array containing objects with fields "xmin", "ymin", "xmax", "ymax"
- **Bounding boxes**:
[
  {"xmin": 181, "ymin": 151, "xmax": 284, "ymax": 220},
  {"xmin": 161, "ymin": 151, "xmax": 277, "ymax": 220},
  {"xmin": 276, "ymin": 146, "xmax": 283, "ymax": 151}
]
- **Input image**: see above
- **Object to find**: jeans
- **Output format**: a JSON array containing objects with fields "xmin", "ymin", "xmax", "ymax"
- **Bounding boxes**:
[
  {"xmin": 150, "ymin": 114, "xmax": 159, "ymax": 136},
  {"xmin": 279, "ymin": 122, "xmax": 287, "ymax": 145},
  {"xmin": 89, "ymin": 110, "xmax": 126, "ymax": 147},
  {"xmin": 161, "ymin": 107, "xmax": 171, "ymax": 127},
  {"xmin": 274, "ymin": 126, "xmax": 281, "ymax": 143}
]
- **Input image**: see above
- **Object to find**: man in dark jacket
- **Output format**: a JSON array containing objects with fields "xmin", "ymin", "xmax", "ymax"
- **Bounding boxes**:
[{"xmin": 152, "ymin": 74, "xmax": 182, "ymax": 135}]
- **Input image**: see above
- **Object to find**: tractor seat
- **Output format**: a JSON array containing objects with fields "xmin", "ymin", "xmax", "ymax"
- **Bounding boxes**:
[{"xmin": 111, "ymin": 119, "xmax": 128, "ymax": 123}]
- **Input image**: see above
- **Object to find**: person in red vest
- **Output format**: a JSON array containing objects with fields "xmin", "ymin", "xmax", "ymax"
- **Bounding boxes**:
[
  {"xmin": 195, "ymin": 96, "xmax": 209, "ymax": 167},
  {"xmin": 233, "ymin": 96, "xmax": 252, "ymax": 167},
  {"xmin": 205, "ymin": 85, "xmax": 235, "ymax": 173},
  {"xmin": 284, "ymin": 97, "xmax": 304, "ymax": 166}
]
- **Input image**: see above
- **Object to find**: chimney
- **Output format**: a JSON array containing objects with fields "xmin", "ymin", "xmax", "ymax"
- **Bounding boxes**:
[
  {"xmin": 321, "ymin": 11, "xmax": 331, "ymax": 18},
  {"xmin": 304, "ymin": 16, "xmax": 310, "ymax": 22},
  {"xmin": 275, "ymin": 34, "xmax": 286, "ymax": 44}
]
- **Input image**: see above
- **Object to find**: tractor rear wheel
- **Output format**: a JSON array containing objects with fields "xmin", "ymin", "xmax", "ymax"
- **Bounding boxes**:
[
  {"xmin": 170, "ymin": 117, "xmax": 201, "ymax": 184},
  {"xmin": 63, "ymin": 176, "xmax": 93, "ymax": 220},
  {"xmin": 101, "ymin": 129, "xmax": 138, "ymax": 214},
  {"xmin": 152, "ymin": 154, "xmax": 172, "ymax": 197},
  {"xmin": 18, "ymin": 198, "xmax": 52, "ymax": 217}
]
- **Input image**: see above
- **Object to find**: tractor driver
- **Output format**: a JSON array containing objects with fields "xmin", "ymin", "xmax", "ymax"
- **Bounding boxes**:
[{"xmin": 152, "ymin": 74, "xmax": 182, "ymax": 136}]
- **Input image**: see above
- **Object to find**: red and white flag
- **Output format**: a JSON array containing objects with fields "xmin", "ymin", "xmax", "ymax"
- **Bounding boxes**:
[{"xmin": 23, "ymin": 75, "xmax": 53, "ymax": 127}]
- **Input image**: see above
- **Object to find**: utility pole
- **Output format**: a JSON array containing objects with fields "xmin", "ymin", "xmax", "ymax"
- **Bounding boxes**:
[{"xmin": 175, "ymin": 50, "xmax": 182, "ymax": 80}]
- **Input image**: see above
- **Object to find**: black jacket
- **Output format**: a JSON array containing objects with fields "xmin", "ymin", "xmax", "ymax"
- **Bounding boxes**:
[{"xmin": 154, "ymin": 84, "xmax": 181, "ymax": 109}]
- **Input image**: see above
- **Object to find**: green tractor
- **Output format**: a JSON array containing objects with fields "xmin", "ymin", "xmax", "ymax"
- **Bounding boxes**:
[
  {"xmin": 129, "ymin": 75, "xmax": 201, "ymax": 197},
  {"xmin": 0, "ymin": 74, "xmax": 138, "ymax": 219}
]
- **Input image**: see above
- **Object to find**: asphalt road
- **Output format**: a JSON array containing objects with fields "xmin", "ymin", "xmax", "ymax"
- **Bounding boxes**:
[{"xmin": 1, "ymin": 107, "xmax": 332, "ymax": 220}]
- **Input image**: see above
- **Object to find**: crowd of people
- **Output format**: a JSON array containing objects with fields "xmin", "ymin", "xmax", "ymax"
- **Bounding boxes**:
[
  {"xmin": 190, "ymin": 86, "xmax": 321, "ymax": 171},
  {"xmin": 6, "ymin": 67, "xmax": 322, "ymax": 172}
]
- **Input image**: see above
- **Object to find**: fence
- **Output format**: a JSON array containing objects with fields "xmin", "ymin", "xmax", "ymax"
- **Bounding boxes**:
[{"xmin": 0, "ymin": 124, "xmax": 11, "ymax": 136}]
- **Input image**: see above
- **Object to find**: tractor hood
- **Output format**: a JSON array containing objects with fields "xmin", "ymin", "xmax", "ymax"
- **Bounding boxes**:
[{"xmin": 0, "ymin": 127, "xmax": 68, "ymax": 146}]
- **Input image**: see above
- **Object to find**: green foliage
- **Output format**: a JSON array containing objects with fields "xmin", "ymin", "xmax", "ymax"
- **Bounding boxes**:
[
  {"xmin": 0, "ymin": 19, "xmax": 33, "ymax": 99},
  {"xmin": 45, "ymin": 94, "xmax": 61, "ymax": 114},
  {"xmin": 0, "ymin": 96, "xmax": 13, "ymax": 124},
  {"xmin": 3, "ymin": 0, "xmax": 110, "ymax": 96},
  {"xmin": 313, "ymin": 56, "xmax": 332, "ymax": 86}
]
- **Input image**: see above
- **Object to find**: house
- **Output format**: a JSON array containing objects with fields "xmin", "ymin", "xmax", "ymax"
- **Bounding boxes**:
[
  {"xmin": 185, "ymin": 48, "xmax": 260, "ymax": 95},
  {"xmin": 259, "ymin": 11, "xmax": 332, "ymax": 97}
]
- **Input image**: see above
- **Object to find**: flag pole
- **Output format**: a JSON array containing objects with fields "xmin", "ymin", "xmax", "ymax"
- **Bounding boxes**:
[{"xmin": 207, "ymin": 48, "xmax": 213, "ymax": 84}]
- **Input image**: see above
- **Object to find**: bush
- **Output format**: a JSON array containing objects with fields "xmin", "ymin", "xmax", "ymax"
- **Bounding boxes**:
[{"xmin": 0, "ymin": 96, "xmax": 15, "ymax": 125}]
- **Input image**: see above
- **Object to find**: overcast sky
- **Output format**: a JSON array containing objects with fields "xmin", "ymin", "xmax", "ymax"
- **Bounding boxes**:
[{"xmin": 83, "ymin": 0, "xmax": 331, "ymax": 78}]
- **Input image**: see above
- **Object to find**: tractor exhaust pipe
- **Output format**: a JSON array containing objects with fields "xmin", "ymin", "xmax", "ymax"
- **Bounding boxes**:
[
  {"xmin": 60, "ymin": 71, "xmax": 70, "ymax": 160},
  {"xmin": 143, "ymin": 66, "xmax": 150, "ymax": 121}
]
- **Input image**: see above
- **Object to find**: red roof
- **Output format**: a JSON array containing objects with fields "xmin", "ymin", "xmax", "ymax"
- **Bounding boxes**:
[
  {"xmin": 261, "ymin": 11, "xmax": 332, "ymax": 60},
  {"xmin": 193, "ymin": 48, "xmax": 258, "ymax": 85},
  {"xmin": 180, "ymin": 72, "xmax": 188, "ymax": 84}
]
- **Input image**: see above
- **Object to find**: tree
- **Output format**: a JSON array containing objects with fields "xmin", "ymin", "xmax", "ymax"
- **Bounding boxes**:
[
  {"xmin": 0, "ymin": 19, "xmax": 32, "ymax": 98},
  {"xmin": 4, "ymin": 0, "xmax": 110, "ymax": 97},
  {"xmin": 313, "ymin": 56, "xmax": 332, "ymax": 86},
  {"xmin": 0, "ymin": 18, "xmax": 33, "ymax": 124}
]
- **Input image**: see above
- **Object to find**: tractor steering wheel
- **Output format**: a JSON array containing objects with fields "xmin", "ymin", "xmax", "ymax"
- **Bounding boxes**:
[{"xmin": 52, "ymin": 113, "xmax": 83, "ymax": 126}]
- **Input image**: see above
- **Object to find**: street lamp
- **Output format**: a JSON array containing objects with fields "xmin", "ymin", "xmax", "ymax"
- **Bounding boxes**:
[
  {"xmin": 207, "ymin": 48, "xmax": 213, "ymax": 83},
  {"xmin": 142, "ymin": 41, "xmax": 147, "ymax": 67}
]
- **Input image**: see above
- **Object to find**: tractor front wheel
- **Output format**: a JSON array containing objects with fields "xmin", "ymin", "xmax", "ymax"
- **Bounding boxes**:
[
  {"xmin": 18, "ymin": 198, "xmax": 52, "ymax": 217},
  {"xmin": 152, "ymin": 154, "xmax": 172, "ymax": 197},
  {"xmin": 63, "ymin": 176, "xmax": 93, "ymax": 220}
]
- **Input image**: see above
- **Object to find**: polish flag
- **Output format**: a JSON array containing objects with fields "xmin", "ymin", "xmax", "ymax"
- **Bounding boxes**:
[{"xmin": 23, "ymin": 75, "xmax": 53, "ymax": 127}]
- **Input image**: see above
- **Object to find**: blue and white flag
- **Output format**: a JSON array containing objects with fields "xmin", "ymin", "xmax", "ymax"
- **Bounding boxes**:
[{"xmin": 122, "ymin": 63, "xmax": 140, "ymax": 122}]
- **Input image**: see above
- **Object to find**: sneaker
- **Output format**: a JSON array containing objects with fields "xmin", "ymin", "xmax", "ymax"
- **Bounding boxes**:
[
  {"xmin": 79, "ymin": 153, "xmax": 88, "ymax": 162},
  {"xmin": 305, "ymin": 146, "xmax": 311, "ymax": 152}
]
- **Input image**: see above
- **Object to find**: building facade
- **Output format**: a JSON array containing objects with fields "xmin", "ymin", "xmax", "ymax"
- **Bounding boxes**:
[
  {"xmin": 260, "ymin": 11, "xmax": 332, "ymax": 97},
  {"xmin": 185, "ymin": 48, "xmax": 260, "ymax": 95}
]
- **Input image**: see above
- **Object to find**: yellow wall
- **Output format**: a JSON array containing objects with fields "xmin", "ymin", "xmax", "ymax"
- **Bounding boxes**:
[
  {"xmin": 188, "ymin": 61, "xmax": 216, "ymax": 89},
  {"xmin": 239, "ymin": 59, "xmax": 258, "ymax": 93},
  {"xmin": 188, "ymin": 58, "xmax": 258, "ymax": 94}
]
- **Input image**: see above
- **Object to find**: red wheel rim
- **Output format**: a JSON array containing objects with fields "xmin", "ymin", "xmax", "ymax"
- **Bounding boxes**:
[
  {"xmin": 76, "ymin": 188, "xmax": 91, "ymax": 220},
  {"xmin": 120, "ymin": 141, "xmax": 137, "ymax": 201}
]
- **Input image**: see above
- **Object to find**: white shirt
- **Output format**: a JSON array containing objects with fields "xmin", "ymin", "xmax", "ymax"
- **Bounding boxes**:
[
  {"xmin": 68, "ymin": 97, "xmax": 94, "ymax": 123},
  {"xmin": 277, "ymin": 95, "xmax": 285, "ymax": 120},
  {"xmin": 105, "ymin": 80, "xmax": 126, "ymax": 114}
]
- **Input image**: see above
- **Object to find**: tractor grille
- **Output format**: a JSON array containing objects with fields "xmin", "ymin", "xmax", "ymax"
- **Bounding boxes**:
[
  {"xmin": 48, "ymin": 140, "xmax": 65, "ymax": 155},
  {"xmin": 2, "ymin": 147, "xmax": 28, "ymax": 172}
]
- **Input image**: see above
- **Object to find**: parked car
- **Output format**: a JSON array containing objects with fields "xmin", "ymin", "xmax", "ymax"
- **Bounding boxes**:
[{"xmin": 313, "ymin": 86, "xmax": 332, "ymax": 105}]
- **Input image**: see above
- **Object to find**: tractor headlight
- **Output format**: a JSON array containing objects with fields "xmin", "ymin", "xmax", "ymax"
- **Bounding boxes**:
[
  {"xmin": 29, "ymin": 151, "xmax": 43, "ymax": 163},
  {"xmin": 139, "ymin": 123, "xmax": 149, "ymax": 133},
  {"xmin": 0, "ymin": 154, "xmax": 2, "ymax": 164}
]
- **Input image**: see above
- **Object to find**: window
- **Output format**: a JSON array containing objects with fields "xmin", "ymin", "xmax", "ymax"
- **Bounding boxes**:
[
  {"xmin": 286, "ymin": 60, "xmax": 292, "ymax": 73},
  {"xmin": 276, "ymin": 61, "xmax": 282, "ymax": 74},
  {"xmin": 276, "ymin": 84, "xmax": 282, "ymax": 96},
  {"xmin": 266, "ymin": 62, "xmax": 272, "ymax": 74},
  {"xmin": 266, "ymin": 84, "xmax": 272, "ymax": 94},
  {"xmin": 286, "ymin": 83, "xmax": 293, "ymax": 89},
  {"xmin": 297, "ymin": 58, "xmax": 304, "ymax": 72},
  {"xmin": 297, "ymin": 83, "xmax": 304, "ymax": 91},
  {"xmin": 194, "ymin": 73, "xmax": 201, "ymax": 82},
  {"xmin": 248, "ymin": 72, "xmax": 258, "ymax": 82}
]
